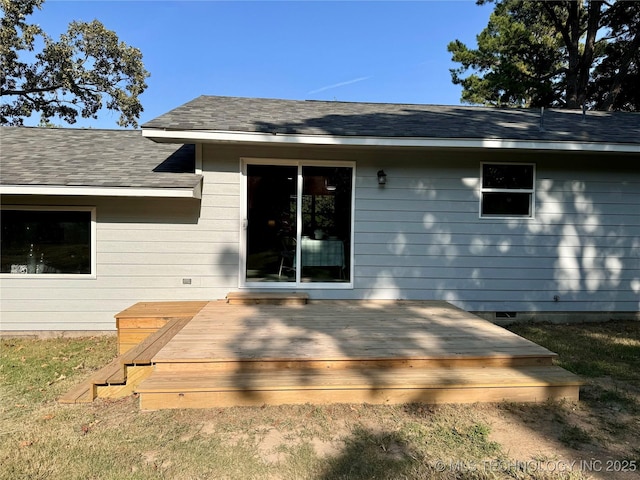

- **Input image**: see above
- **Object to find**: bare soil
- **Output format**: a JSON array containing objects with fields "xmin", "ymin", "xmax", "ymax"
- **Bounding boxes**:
[{"xmin": 2, "ymin": 322, "xmax": 638, "ymax": 480}]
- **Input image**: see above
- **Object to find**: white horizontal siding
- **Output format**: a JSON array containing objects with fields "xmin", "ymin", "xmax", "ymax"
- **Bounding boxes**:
[
  {"xmin": 350, "ymin": 154, "xmax": 639, "ymax": 313},
  {"xmin": 356, "ymin": 209, "xmax": 640, "ymax": 226},
  {"xmin": 99, "ymin": 230, "xmax": 239, "ymax": 243},
  {"xmin": 2, "ymin": 144, "xmax": 638, "ymax": 331},
  {"xmin": 0, "ymin": 275, "xmax": 233, "ymax": 291},
  {"xmin": 0, "ymin": 152, "xmax": 241, "ymax": 331},
  {"xmin": 354, "ymin": 232, "xmax": 638, "ymax": 249},
  {"xmin": 355, "ymin": 220, "xmax": 640, "ymax": 237},
  {"xmin": 0, "ymin": 313, "xmax": 118, "ymax": 331},
  {"xmin": 355, "ymin": 265, "xmax": 639, "ymax": 281},
  {"xmin": 355, "ymin": 243, "xmax": 636, "ymax": 259}
]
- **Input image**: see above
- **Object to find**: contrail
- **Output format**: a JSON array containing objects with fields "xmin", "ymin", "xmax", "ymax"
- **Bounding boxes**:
[{"xmin": 308, "ymin": 76, "xmax": 371, "ymax": 95}]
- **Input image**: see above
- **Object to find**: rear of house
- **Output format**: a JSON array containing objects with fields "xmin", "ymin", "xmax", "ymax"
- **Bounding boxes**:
[{"xmin": 1, "ymin": 97, "xmax": 639, "ymax": 334}]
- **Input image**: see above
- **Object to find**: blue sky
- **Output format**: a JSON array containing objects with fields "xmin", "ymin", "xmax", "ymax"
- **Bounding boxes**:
[{"xmin": 29, "ymin": 1, "xmax": 493, "ymax": 128}]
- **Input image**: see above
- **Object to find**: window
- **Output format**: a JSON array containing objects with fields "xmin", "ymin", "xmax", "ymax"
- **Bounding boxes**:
[
  {"xmin": 480, "ymin": 163, "xmax": 535, "ymax": 217},
  {"xmin": 1, "ymin": 207, "xmax": 95, "ymax": 276}
]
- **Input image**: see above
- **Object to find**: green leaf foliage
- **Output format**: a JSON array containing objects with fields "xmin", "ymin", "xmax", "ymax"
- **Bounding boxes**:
[
  {"xmin": 1, "ymin": 0, "xmax": 150, "ymax": 127},
  {"xmin": 448, "ymin": 0, "xmax": 640, "ymax": 111},
  {"xmin": 589, "ymin": 1, "xmax": 640, "ymax": 111}
]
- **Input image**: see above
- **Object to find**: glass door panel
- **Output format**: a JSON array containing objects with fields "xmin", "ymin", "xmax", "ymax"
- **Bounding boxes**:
[
  {"xmin": 301, "ymin": 166, "xmax": 352, "ymax": 283},
  {"xmin": 245, "ymin": 164, "xmax": 297, "ymax": 282}
]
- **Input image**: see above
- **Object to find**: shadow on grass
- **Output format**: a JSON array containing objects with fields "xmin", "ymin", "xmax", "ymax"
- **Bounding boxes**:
[
  {"xmin": 317, "ymin": 408, "xmax": 503, "ymax": 480},
  {"xmin": 318, "ymin": 427, "xmax": 429, "ymax": 480},
  {"xmin": 506, "ymin": 321, "xmax": 640, "ymax": 384},
  {"xmin": 508, "ymin": 319, "xmax": 640, "ymax": 414},
  {"xmin": 504, "ymin": 321, "xmax": 640, "ymax": 461}
]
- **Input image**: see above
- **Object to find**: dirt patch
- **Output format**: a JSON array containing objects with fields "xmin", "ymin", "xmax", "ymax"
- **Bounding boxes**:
[
  {"xmin": 310, "ymin": 437, "xmax": 343, "ymax": 458},
  {"xmin": 199, "ymin": 420, "xmax": 218, "ymax": 436},
  {"xmin": 141, "ymin": 450, "xmax": 159, "ymax": 465},
  {"xmin": 479, "ymin": 400, "xmax": 640, "ymax": 480},
  {"xmin": 258, "ymin": 427, "xmax": 289, "ymax": 463},
  {"xmin": 247, "ymin": 425, "xmax": 345, "ymax": 463},
  {"xmin": 487, "ymin": 409, "xmax": 570, "ymax": 461}
]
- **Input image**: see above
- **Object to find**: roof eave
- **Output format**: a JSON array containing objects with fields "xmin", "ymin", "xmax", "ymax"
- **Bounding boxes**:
[
  {"xmin": 141, "ymin": 128, "xmax": 640, "ymax": 153},
  {"xmin": 0, "ymin": 183, "xmax": 202, "ymax": 199}
]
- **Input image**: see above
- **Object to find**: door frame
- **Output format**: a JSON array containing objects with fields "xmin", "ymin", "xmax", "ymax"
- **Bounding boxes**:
[{"xmin": 239, "ymin": 157, "xmax": 355, "ymax": 289}]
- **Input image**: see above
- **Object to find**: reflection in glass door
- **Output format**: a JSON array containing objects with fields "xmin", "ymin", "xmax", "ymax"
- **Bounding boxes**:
[
  {"xmin": 245, "ymin": 164, "xmax": 297, "ymax": 282},
  {"xmin": 244, "ymin": 162, "xmax": 353, "ymax": 285},
  {"xmin": 301, "ymin": 166, "xmax": 352, "ymax": 283}
]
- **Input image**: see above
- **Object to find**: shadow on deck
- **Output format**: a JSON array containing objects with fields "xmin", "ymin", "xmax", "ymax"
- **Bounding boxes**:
[{"xmin": 60, "ymin": 296, "xmax": 582, "ymax": 409}]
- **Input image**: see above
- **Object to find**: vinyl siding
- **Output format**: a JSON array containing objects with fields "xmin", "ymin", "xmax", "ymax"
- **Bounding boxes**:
[
  {"xmin": 206, "ymin": 144, "xmax": 638, "ymax": 313},
  {"xmin": 347, "ymin": 152, "xmax": 639, "ymax": 313},
  {"xmin": 0, "ymin": 154, "xmax": 241, "ymax": 331},
  {"xmin": 1, "ymin": 144, "xmax": 638, "ymax": 331}
]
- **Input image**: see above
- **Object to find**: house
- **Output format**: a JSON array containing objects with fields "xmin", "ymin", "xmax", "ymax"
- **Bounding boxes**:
[{"xmin": 1, "ymin": 96, "xmax": 639, "ymax": 334}]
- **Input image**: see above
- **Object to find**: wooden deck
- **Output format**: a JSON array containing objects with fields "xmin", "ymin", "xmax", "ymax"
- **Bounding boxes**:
[{"xmin": 134, "ymin": 299, "xmax": 582, "ymax": 410}]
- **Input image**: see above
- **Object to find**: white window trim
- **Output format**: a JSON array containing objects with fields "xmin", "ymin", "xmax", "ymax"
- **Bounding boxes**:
[
  {"xmin": 239, "ymin": 158, "xmax": 355, "ymax": 290},
  {"xmin": 479, "ymin": 162, "xmax": 536, "ymax": 219},
  {"xmin": 0, "ymin": 205, "xmax": 97, "ymax": 279}
]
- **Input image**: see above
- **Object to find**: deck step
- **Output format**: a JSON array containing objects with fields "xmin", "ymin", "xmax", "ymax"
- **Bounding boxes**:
[
  {"xmin": 58, "ymin": 316, "xmax": 195, "ymax": 404},
  {"xmin": 115, "ymin": 301, "xmax": 208, "ymax": 354},
  {"xmin": 58, "ymin": 356, "xmax": 123, "ymax": 404},
  {"xmin": 226, "ymin": 291, "xmax": 309, "ymax": 305},
  {"xmin": 136, "ymin": 366, "xmax": 583, "ymax": 410},
  {"xmin": 152, "ymin": 354, "xmax": 555, "ymax": 373}
]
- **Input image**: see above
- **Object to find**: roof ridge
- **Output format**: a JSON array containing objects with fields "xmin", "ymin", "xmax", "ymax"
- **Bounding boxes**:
[{"xmin": 194, "ymin": 95, "xmax": 639, "ymax": 115}]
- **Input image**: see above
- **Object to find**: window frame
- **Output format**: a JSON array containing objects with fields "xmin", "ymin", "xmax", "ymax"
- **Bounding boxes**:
[
  {"xmin": 479, "ymin": 162, "xmax": 536, "ymax": 219},
  {"xmin": 0, "ymin": 205, "xmax": 97, "ymax": 279}
]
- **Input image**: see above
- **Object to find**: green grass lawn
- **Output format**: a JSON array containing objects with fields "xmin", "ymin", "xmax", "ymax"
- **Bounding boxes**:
[{"xmin": 1, "ymin": 320, "xmax": 638, "ymax": 480}]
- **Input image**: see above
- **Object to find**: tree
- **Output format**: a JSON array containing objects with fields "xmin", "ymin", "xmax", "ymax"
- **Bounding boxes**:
[
  {"xmin": 448, "ymin": 0, "xmax": 640, "ymax": 111},
  {"xmin": 1, "ymin": 0, "xmax": 150, "ymax": 127},
  {"xmin": 590, "ymin": 1, "xmax": 640, "ymax": 111}
]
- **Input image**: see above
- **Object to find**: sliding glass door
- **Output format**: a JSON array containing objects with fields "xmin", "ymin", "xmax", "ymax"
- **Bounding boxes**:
[
  {"xmin": 243, "ymin": 161, "xmax": 353, "ymax": 286},
  {"xmin": 245, "ymin": 164, "xmax": 298, "ymax": 282}
]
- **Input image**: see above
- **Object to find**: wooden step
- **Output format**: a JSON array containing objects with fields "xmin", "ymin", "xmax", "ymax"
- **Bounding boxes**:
[
  {"xmin": 58, "ymin": 315, "xmax": 194, "ymax": 404},
  {"xmin": 226, "ymin": 291, "xmax": 309, "ymax": 305},
  {"xmin": 58, "ymin": 356, "xmax": 123, "ymax": 404},
  {"xmin": 136, "ymin": 366, "xmax": 582, "ymax": 410},
  {"xmin": 152, "ymin": 354, "xmax": 555, "ymax": 374},
  {"xmin": 115, "ymin": 301, "xmax": 208, "ymax": 354}
]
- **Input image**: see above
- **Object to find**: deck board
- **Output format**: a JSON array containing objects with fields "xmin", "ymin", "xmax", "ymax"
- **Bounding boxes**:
[
  {"xmin": 115, "ymin": 301, "xmax": 208, "ymax": 354},
  {"xmin": 153, "ymin": 300, "xmax": 553, "ymax": 364},
  {"xmin": 138, "ymin": 366, "xmax": 582, "ymax": 393},
  {"xmin": 135, "ymin": 299, "xmax": 582, "ymax": 409}
]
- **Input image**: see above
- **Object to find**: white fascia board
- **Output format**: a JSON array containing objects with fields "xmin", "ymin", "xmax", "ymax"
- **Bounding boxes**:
[
  {"xmin": 0, "ymin": 184, "xmax": 202, "ymax": 199},
  {"xmin": 142, "ymin": 128, "xmax": 640, "ymax": 153}
]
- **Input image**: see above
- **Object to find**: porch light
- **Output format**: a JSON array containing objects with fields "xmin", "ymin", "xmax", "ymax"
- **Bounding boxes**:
[{"xmin": 377, "ymin": 170, "xmax": 387, "ymax": 186}]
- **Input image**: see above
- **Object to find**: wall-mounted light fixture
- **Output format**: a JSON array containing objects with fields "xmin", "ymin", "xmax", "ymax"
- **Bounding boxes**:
[{"xmin": 377, "ymin": 170, "xmax": 387, "ymax": 186}]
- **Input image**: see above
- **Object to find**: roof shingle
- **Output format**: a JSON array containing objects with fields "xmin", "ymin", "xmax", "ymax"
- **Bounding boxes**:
[
  {"xmin": 0, "ymin": 127, "xmax": 201, "ymax": 189},
  {"xmin": 142, "ymin": 95, "xmax": 640, "ymax": 145}
]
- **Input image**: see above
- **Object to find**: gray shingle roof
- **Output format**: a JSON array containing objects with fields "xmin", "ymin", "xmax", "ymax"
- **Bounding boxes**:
[
  {"xmin": 143, "ymin": 95, "xmax": 640, "ymax": 145},
  {"xmin": 0, "ymin": 127, "xmax": 201, "ymax": 189}
]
